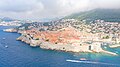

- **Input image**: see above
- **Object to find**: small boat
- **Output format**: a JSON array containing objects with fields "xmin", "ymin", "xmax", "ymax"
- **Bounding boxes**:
[
  {"xmin": 5, "ymin": 45, "xmax": 8, "ymax": 48},
  {"xmin": 104, "ymin": 46, "xmax": 107, "ymax": 49},
  {"xmin": 80, "ymin": 58, "xmax": 87, "ymax": 61}
]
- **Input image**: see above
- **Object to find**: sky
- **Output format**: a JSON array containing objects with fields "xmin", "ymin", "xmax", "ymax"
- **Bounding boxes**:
[{"xmin": 0, "ymin": 0, "xmax": 120, "ymax": 20}]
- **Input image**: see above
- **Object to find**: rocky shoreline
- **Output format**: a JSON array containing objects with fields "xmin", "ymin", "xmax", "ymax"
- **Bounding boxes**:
[
  {"xmin": 2, "ymin": 20, "xmax": 119, "ymax": 56},
  {"xmin": 17, "ymin": 34, "xmax": 92, "ymax": 52},
  {"xmin": 109, "ymin": 44, "xmax": 120, "ymax": 48},
  {"xmin": 16, "ymin": 34, "xmax": 118, "ymax": 56}
]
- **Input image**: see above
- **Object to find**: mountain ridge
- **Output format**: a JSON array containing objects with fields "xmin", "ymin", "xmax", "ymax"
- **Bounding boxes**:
[{"xmin": 64, "ymin": 9, "xmax": 120, "ymax": 22}]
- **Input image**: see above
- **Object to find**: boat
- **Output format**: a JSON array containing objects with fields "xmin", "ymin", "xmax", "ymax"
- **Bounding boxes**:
[
  {"xmin": 5, "ymin": 45, "xmax": 8, "ymax": 48},
  {"xmin": 80, "ymin": 58, "xmax": 87, "ymax": 61},
  {"xmin": 104, "ymin": 46, "xmax": 107, "ymax": 49}
]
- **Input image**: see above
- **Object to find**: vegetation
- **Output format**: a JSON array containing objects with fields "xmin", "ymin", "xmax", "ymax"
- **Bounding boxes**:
[
  {"xmin": 55, "ymin": 42, "xmax": 58, "ymax": 44},
  {"xmin": 80, "ymin": 44, "xmax": 82, "ymax": 46},
  {"xmin": 102, "ymin": 35, "xmax": 110, "ymax": 39},
  {"xmin": 35, "ymin": 38, "xmax": 39, "ymax": 40},
  {"xmin": 16, "ymin": 23, "xmax": 31, "ymax": 30},
  {"xmin": 64, "ymin": 9, "xmax": 120, "ymax": 22}
]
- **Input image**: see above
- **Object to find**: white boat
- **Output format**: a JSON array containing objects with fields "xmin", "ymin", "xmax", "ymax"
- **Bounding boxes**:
[
  {"xmin": 104, "ymin": 46, "xmax": 107, "ymax": 49},
  {"xmin": 66, "ymin": 59, "xmax": 117, "ymax": 66},
  {"xmin": 5, "ymin": 45, "xmax": 8, "ymax": 48},
  {"xmin": 80, "ymin": 58, "xmax": 87, "ymax": 61}
]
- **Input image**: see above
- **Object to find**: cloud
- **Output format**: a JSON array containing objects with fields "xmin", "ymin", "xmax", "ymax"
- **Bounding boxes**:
[
  {"xmin": 39, "ymin": 0, "xmax": 90, "ymax": 17},
  {"xmin": 90, "ymin": 0, "xmax": 120, "ymax": 9},
  {"xmin": 0, "ymin": 0, "xmax": 44, "ymax": 12},
  {"xmin": 0, "ymin": 0, "xmax": 120, "ymax": 20}
]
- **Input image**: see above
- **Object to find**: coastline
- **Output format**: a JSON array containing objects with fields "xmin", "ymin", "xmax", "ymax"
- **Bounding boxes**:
[
  {"xmin": 2, "ymin": 26, "xmax": 119, "ymax": 56},
  {"xmin": 109, "ymin": 44, "xmax": 120, "ymax": 48},
  {"xmin": 1, "ymin": 26, "xmax": 120, "ymax": 67},
  {"xmin": 3, "ymin": 28, "xmax": 17, "ymax": 32},
  {"xmin": 16, "ymin": 34, "xmax": 118, "ymax": 56}
]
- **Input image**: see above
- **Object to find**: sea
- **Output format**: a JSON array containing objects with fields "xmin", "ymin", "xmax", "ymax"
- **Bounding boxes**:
[{"xmin": 0, "ymin": 26, "xmax": 120, "ymax": 67}]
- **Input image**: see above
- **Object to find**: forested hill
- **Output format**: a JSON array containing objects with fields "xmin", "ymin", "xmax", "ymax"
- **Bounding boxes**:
[{"xmin": 64, "ymin": 9, "xmax": 120, "ymax": 22}]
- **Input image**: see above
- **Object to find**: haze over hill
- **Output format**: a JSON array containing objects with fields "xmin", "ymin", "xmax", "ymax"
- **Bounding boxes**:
[
  {"xmin": 0, "ymin": 17, "xmax": 15, "ymax": 22},
  {"xmin": 64, "ymin": 9, "xmax": 120, "ymax": 22},
  {"xmin": 0, "ymin": 0, "xmax": 120, "ymax": 20}
]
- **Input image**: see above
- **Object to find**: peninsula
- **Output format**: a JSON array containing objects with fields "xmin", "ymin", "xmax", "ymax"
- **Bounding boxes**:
[
  {"xmin": 2, "ymin": 9, "xmax": 120, "ymax": 56},
  {"xmin": 12, "ymin": 19, "xmax": 120, "ymax": 56}
]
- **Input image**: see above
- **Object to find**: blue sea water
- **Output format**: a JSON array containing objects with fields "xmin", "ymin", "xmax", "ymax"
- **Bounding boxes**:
[{"xmin": 0, "ymin": 26, "xmax": 120, "ymax": 67}]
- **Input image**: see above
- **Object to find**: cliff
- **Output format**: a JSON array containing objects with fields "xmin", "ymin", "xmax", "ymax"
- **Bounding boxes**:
[
  {"xmin": 16, "ymin": 27, "xmax": 116, "ymax": 55},
  {"xmin": 16, "ymin": 33, "xmax": 118, "ymax": 56},
  {"xmin": 17, "ymin": 34, "xmax": 40, "ymax": 47},
  {"xmin": 17, "ymin": 34, "xmax": 93, "ymax": 52}
]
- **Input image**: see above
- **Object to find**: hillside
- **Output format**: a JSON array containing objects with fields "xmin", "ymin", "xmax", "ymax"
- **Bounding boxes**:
[
  {"xmin": 64, "ymin": 9, "xmax": 120, "ymax": 22},
  {"xmin": 0, "ymin": 17, "xmax": 15, "ymax": 22}
]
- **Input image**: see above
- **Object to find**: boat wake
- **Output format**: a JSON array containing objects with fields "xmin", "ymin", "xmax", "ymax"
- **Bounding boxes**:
[{"xmin": 66, "ymin": 59, "xmax": 119, "ymax": 66}]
